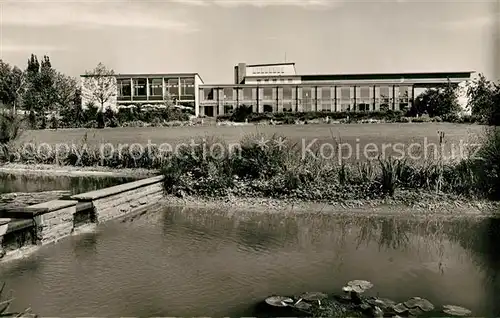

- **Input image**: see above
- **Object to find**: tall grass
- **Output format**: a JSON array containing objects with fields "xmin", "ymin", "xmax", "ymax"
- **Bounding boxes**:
[{"xmin": 159, "ymin": 129, "xmax": 500, "ymax": 202}]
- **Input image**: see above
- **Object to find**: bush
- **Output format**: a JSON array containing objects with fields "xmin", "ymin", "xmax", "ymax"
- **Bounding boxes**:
[
  {"xmin": 441, "ymin": 113, "xmax": 461, "ymax": 123},
  {"xmin": 470, "ymin": 127, "xmax": 500, "ymax": 199}
]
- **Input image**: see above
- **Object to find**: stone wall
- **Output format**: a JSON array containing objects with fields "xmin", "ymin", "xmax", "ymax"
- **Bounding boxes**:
[
  {"xmin": 31, "ymin": 200, "xmax": 78, "ymax": 245},
  {"xmin": 0, "ymin": 175, "xmax": 165, "ymax": 261},
  {"xmin": 71, "ymin": 175, "xmax": 164, "ymax": 224}
]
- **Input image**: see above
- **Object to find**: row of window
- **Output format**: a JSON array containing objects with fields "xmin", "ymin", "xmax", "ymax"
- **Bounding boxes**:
[
  {"xmin": 117, "ymin": 78, "xmax": 195, "ymax": 98},
  {"xmin": 256, "ymin": 78, "xmax": 294, "ymax": 84},
  {"xmin": 202, "ymin": 86, "xmax": 411, "ymax": 101},
  {"xmin": 251, "ymin": 66, "xmax": 286, "ymax": 74},
  {"xmin": 201, "ymin": 102, "xmax": 410, "ymax": 117}
]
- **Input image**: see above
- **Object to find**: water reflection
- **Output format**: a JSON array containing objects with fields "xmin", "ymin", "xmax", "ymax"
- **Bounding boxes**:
[
  {"xmin": 0, "ymin": 206, "xmax": 498, "ymax": 317},
  {"xmin": 0, "ymin": 173, "xmax": 139, "ymax": 195}
]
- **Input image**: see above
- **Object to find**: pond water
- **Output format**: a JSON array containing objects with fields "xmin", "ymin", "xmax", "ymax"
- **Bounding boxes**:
[
  {"xmin": 0, "ymin": 173, "xmax": 139, "ymax": 195},
  {"xmin": 1, "ymin": 206, "xmax": 499, "ymax": 317}
]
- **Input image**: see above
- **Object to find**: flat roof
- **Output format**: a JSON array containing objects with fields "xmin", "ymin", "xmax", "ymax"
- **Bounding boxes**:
[
  {"xmin": 299, "ymin": 71, "xmax": 474, "ymax": 81},
  {"xmin": 246, "ymin": 62, "xmax": 296, "ymax": 67},
  {"xmin": 81, "ymin": 72, "xmax": 204, "ymax": 82}
]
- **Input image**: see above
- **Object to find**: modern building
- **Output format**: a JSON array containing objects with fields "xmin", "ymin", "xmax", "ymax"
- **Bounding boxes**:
[
  {"xmin": 81, "ymin": 62, "xmax": 473, "ymax": 117},
  {"xmin": 81, "ymin": 73, "xmax": 204, "ymax": 115}
]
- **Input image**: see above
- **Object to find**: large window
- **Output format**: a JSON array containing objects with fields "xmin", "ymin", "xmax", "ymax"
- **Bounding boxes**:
[
  {"xmin": 321, "ymin": 87, "xmax": 331, "ymax": 99},
  {"xmin": 133, "ymin": 78, "xmax": 147, "ymax": 100},
  {"xmin": 203, "ymin": 88, "xmax": 214, "ymax": 100},
  {"xmin": 148, "ymin": 78, "xmax": 163, "ymax": 100},
  {"xmin": 263, "ymin": 87, "xmax": 273, "ymax": 100},
  {"xmin": 360, "ymin": 87, "xmax": 370, "ymax": 99},
  {"xmin": 302, "ymin": 87, "xmax": 312, "ymax": 99},
  {"xmin": 166, "ymin": 78, "xmax": 179, "ymax": 99},
  {"xmin": 242, "ymin": 87, "xmax": 253, "ymax": 100},
  {"xmin": 117, "ymin": 79, "xmax": 131, "ymax": 100},
  {"xmin": 282, "ymin": 86, "xmax": 293, "ymax": 100},
  {"xmin": 180, "ymin": 78, "xmax": 195, "ymax": 100},
  {"xmin": 223, "ymin": 87, "xmax": 234, "ymax": 100},
  {"xmin": 380, "ymin": 86, "xmax": 390, "ymax": 99},
  {"xmin": 340, "ymin": 87, "xmax": 350, "ymax": 100},
  {"xmin": 398, "ymin": 86, "xmax": 409, "ymax": 98}
]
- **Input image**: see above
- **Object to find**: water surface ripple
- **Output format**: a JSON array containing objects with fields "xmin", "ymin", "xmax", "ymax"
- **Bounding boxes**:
[{"xmin": 1, "ymin": 206, "xmax": 499, "ymax": 317}]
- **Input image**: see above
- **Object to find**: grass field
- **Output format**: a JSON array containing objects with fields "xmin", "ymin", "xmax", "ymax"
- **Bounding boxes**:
[{"xmin": 16, "ymin": 123, "xmax": 486, "ymax": 162}]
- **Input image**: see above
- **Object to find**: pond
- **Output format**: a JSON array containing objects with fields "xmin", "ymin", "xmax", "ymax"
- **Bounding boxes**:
[
  {"xmin": 0, "ymin": 173, "xmax": 139, "ymax": 196},
  {"xmin": 1, "ymin": 206, "xmax": 499, "ymax": 317}
]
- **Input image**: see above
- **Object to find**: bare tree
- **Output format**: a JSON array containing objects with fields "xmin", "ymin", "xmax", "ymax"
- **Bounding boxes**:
[{"xmin": 82, "ymin": 63, "xmax": 116, "ymax": 128}]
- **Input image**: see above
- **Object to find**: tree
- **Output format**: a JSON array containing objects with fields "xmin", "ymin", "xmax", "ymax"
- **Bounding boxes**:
[
  {"xmin": 0, "ymin": 60, "xmax": 25, "ymax": 112},
  {"xmin": 53, "ymin": 72, "xmax": 78, "ymax": 127},
  {"xmin": 21, "ymin": 54, "xmax": 57, "ymax": 129},
  {"xmin": 409, "ymin": 81, "xmax": 460, "ymax": 118},
  {"xmin": 467, "ymin": 73, "xmax": 500, "ymax": 125},
  {"xmin": 82, "ymin": 63, "xmax": 116, "ymax": 128}
]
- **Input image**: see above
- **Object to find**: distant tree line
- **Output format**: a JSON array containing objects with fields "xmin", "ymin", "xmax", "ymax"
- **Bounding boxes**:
[{"xmin": 0, "ymin": 54, "xmax": 190, "ymax": 131}]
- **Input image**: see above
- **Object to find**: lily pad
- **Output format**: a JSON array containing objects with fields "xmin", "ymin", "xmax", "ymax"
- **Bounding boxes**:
[
  {"xmin": 393, "ymin": 303, "xmax": 409, "ymax": 314},
  {"xmin": 300, "ymin": 291, "xmax": 328, "ymax": 301},
  {"xmin": 367, "ymin": 297, "xmax": 396, "ymax": 310},
  {"xmin": 347, "ymin": 280, "xmax": 374, "ymax": 291},
  {"xmin": 373, "ymin": 306, "xmax": 384, "ymax": 318},
  {"xmin": 408, "ymin": 307, "xmax": 423, "ymax": 316},
  {"xmin": 342, "ymin": 285, "xmax": 364, "ymax": 293},
  {"xmin": 265, "ymin": 296, "xmax": 294, "ymax": 307},
  {"xmin": 404, "ymin": 297, "xmax": 434, "ymax": 312},
  {"xmin": 293, "ymin": 301, "xmax": 312, "ymax": 311},
  {"xmin": 443, "ymin": 305, "xmax": 472, "ymax": 316}
]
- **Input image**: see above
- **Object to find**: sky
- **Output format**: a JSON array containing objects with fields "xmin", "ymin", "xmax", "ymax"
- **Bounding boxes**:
[{"xmin": 1, "ymin": 0, "xmax": 499, "ymax": 84}]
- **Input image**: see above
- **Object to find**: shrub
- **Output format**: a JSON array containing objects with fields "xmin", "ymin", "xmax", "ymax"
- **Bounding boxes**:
[
  {"xmin": 0, "ymin": 112, "xmax": 23, "ymax": 161},
  {"xmin": 441, "ymin": 113, "xmax": 461, "ymax": 123},
  {"xmin": 471, "ymin": 127, "xmax": 500, "ymax": 199}
]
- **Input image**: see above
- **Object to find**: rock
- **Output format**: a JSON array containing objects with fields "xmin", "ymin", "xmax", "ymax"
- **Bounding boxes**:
[
  {"xmin": 442, "ymin": 305, "xmax": 472, "ymax": 316},
  {"xmin": 265, "ymin": 296, "xmax": 294, "ymax": 307}
]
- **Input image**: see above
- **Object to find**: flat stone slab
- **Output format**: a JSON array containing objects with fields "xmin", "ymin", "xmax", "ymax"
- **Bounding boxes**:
[
  {"xmin": 0, "ymin": 199, "xmax": 78, "ymax": 219},
  {"xmin": 28, "ymin": 199, "xmax": 78, "ymax": 213},
  {"xmin": 71, "ymin": 175, "xmax": 163, "ymax": 201}
]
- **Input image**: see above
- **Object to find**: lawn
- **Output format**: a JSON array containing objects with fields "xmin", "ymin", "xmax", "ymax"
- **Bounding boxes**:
[{"xmin": 16, "ymin": 123, "xmax": 485, "ymax": 162}]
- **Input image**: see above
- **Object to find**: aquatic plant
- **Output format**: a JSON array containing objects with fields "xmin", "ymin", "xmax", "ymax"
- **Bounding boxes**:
[
  {"xmin": 261, "ymin": 280, "xmax": 473, "ymax": 317},
  {"xmin": 0, "ymin": 282, "xmax": 35, "ymax": 317}
]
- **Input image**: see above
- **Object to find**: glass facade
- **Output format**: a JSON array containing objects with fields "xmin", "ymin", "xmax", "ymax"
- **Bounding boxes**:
[
  {"xmin": 180, "ymin": 78, "xmax": 195, "ymax": 101},
  {"xmin": 117, "ymin": 79, "xmax": 131, "ymax": 101},
  {"xmin": 262, "ymin": 87, "xmax": 273, "ymax": 100},
  {"xmin": 166, "ymin": 79, "xmax": 179, "ymax": 99},
  {"xmin": 113, "ymin": 74, "xmax": 423, "ymax": 118},
  {"xmin": 115, "ymin": 75, "xmax": 197, "ymax": 103},
  {"xmin": 149, "ymin": 78, "xmax": 163, "ymax": 100},
  {"xmin": 133, "ymin": 78, "xmax": 147, "ymax": 101}
]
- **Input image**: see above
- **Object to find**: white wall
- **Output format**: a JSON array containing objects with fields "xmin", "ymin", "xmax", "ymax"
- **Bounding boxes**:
[
  {"xmin": 244, "ymin": 76, "xmax": 302, "ymax": 85},
  {"xmin": 246, "ymin": 64, "xmax": 296, "ymax": 76}
]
